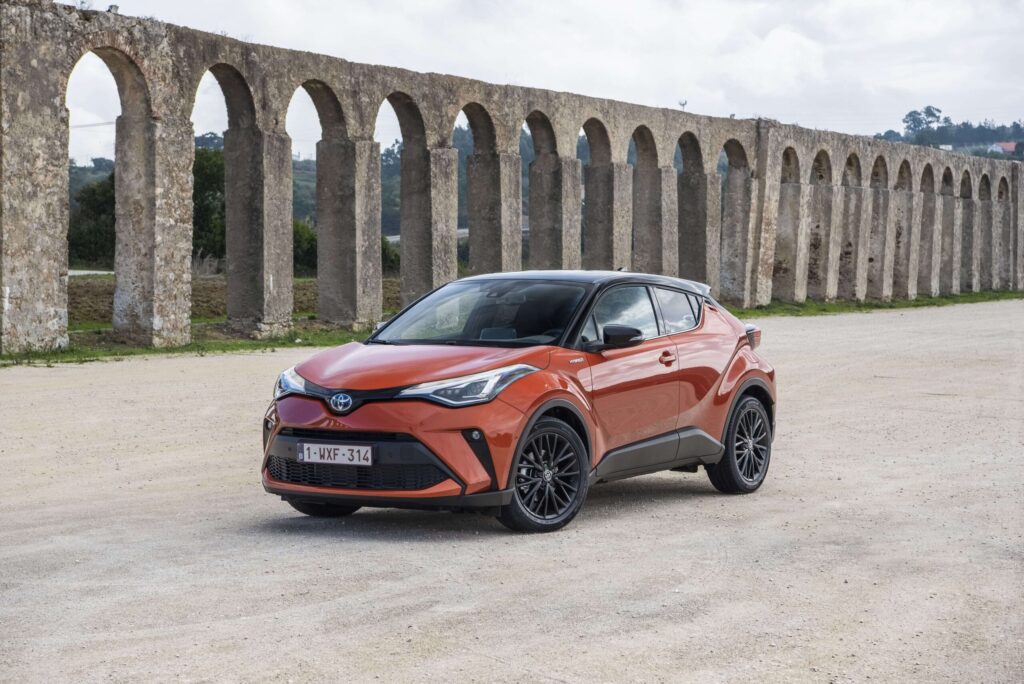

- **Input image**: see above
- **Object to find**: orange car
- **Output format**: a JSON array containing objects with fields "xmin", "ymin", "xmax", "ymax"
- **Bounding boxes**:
[{"xmin": 262, "ymin": 271, "xmax": 775, "ymax": 532}]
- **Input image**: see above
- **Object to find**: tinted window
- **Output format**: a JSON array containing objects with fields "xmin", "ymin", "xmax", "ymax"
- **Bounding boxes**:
[
  {"xmin": 374, "ymin": 280, "xmax": 587, "ymax": 347},
  {"xmin": 592, "ymin": 286, "xmax": 659, "ymax": 339},
  {"xmin": 655, "ymin": 287, "xmax": 700, "ymax": 333}
]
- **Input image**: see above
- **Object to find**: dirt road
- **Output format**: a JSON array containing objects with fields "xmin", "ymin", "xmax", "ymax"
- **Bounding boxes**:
[{"xmin": 1, "ymin": 301, "xmax": 1022, "ymax": 682}]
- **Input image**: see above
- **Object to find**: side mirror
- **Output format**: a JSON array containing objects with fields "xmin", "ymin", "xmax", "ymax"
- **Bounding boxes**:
[
  {"xmin": 373, "ymin": 320, "xmax": 387, "ymax": 332},
  {"xmin": 585, "ymin": 325, "xmax": 644, "ymax": 352}
]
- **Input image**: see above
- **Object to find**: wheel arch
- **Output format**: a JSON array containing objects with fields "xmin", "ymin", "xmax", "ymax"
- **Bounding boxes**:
[
  {"xmin": 528, "ymin": 399, "xmax": 593, "ymax": 463},
  {"xmin": 501, "ymin": 399, "xmax": 593, "ymax": 490},
  {"xmin": 731, "ymin": 377, "xmax": 775, "ymax": 439}
]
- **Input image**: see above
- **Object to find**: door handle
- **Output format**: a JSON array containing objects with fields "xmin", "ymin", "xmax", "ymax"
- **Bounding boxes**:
[{"xmin": 659, "ymin": 351, "xmax": 676, "ymax": 366}]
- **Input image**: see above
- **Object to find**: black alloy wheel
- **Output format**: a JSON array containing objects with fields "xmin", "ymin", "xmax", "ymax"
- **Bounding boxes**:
[
  {"xmin": 706, "ymin": 396, "xmax": 772, "ymax": 494},
  {"xmin": 498, "ymin": 417, "xmax": 589, "ymax": 532}
]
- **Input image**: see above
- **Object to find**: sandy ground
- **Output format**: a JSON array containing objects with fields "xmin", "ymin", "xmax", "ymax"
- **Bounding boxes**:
[{"xmin": 1, "ymin": 301, "xmax": 1022, "ymax": 683}]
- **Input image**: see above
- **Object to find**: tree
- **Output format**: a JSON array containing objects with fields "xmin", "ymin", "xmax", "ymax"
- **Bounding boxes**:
[
  {"xmin": 902, "ymin": 110, "xmax": 926, "ymax": 137},
  {"xmin": 293, "ymin": 218, "xmax": 317, "ymax": 276},
  {"xmin": 192, "ymin": 147, "xmax": 226, "ymax": 259},
  {"xmin": 68, "ymin": 172, "xmax": 115, "ymax": 268}
]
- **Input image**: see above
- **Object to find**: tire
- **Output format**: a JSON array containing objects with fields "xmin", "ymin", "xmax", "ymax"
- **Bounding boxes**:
[
  {"xmin": 287, "ymin": 500, "xmax": 361, "ymax": 517},
  {"xmin": 497, "ymin": 417, "xmax": 590, "ymax": 533},
  {"xmin": 706, "ymin": 395, "xmax": 772, "ymax": 494}
]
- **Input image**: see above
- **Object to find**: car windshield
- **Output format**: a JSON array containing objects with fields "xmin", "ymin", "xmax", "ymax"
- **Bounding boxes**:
[{"xmin": 371, "ymin": 280, "xmax": 589, "ymax": 347}]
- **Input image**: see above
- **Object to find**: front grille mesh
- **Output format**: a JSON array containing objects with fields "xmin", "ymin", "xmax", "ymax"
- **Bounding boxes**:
[{"xmin": 267, "ymin": 455, "xmax": 448, "ymax": 491}]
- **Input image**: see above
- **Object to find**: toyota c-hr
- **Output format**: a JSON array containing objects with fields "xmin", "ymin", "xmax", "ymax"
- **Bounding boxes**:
[{"xmin": 262, "ymin": 271, "xmax": 776, "ymax": 532}]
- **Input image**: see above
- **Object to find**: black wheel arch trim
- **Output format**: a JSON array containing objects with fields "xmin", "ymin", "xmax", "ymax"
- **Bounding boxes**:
[
  {"xmin": 727, "ymin": 377, "xmax": 776, "ymax": 442},
  {"xmin": 502, "ymin": 398, "xmax": 593, "ymax": 491}
]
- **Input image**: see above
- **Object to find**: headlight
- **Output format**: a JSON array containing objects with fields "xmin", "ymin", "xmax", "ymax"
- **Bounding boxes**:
[
  {"xmin": 397, "ymin": 364, "xmax": 538, "ymax": 407},
  {"xmin": 275, "ymin": 366, "xmax": 310, "ymax": 400}
]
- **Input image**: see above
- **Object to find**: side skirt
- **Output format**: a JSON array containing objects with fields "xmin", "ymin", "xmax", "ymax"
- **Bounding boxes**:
[{"xmin": 590, "ymin": 427, "xmax": 724, "ymax": 484}]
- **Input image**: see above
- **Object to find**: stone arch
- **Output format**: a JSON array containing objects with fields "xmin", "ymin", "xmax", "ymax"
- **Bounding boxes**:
[
  {"xmin": 977, "ymin": 174, "xmax": 995, "ymax": 289},
  {"xmin": 940, "ymin": 167, "xmax": 954, "ymax": 195},
  {"xmin": 289, "ymin": 79, "xmax": 380, "ymax": 326},
  {"xmin": 772, "ymin": 147, "xmax": 805, "ymax": 302},
  {"xmin": 379, "ymin": 91, "xmax": 447, "ymax": 305},
  {"xmin": 526, "ymin": 110, "xmax": 558, "ymax": 156},
  {"xmin": 523, "ymin": 109, "xmax": 578, "ymax": 270},
  {"xmin": 979, "ymin": 174, "xmax": 992, "ymax": 201},
  {"xmin": 959, "ymin": 169, "xmax": 977, "ymax": 292},
  {"xmin": 581, "ymin": 117, "xmax": 626, "ymax": 269},
  {"xmin": 836, "ymin": 153, "xmax": 864, "ymax": 300},
  {"xmin": 842, "ymin": 153, "xmax": 862, "ymax": 186},
  {"xmin": 917, "ymin": 164, "xmax": 939, "ymax": 296},
  {"xmin": 205, "ymin": 63, "xmax": 257, "ymax": 129},
  {"xmin": 895, "ymin": 160, "xmax": 912, "ymax": 191},
  {"xmin": 458, "ymin": 102, "xmax": 497, "ymax": 154},
  {"xmin": 676, "ymin": 132, "xmax": 711, "ymax": 287},
  {"xmin": 299, "ymin": 79, "xmax": 347, "ymax": 137},
  {"xmin": 630, "ymin": 125, "xmax": 666, "ymax": 273},
  {"xmin": 806, "ymin": 150, "xmax": 834, "ymax": 300},
  {"xmin": 719, "ymin": 139, "xmax": 754, "ymax": 304},
  {"xmin": 582, "ymin": 118, "xmax": 612, "ymax": 166},
  {"xmin": 191, "ymin": 63, "xmax": 281, "ymax": 331},
  {"xmin": 66, "ymin": 46, "xmax": 158, "ymax": 342},
  {"xmin": 937, "ymin": 167, "xmax": 957, "ymax": 294},
  {"xmin": 891, "ymin": 160, "xmax": 916, "ymax": 299},
  {"xmin": 457, "ymin": 101, "xmax": 518, "ymax": 274},
  {"xmin": 996, "ymin": 177, "xmax": 1012, "ymax": 288},
  {"xmin": 869, "ymin": 156, "xmax": 888, "ymax": 189},
  {"xmin": 866, "ymin": 156, "xmax": 891, "ymax": 300},
  {"xmin": 386, "ymin": 91, "xmax": 428, "ymax": 149}
]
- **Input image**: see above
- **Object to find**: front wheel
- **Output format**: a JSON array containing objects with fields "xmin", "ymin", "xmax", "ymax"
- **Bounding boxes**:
[
  {"xmin": 497, "ymin": 417, "xmax": 589, "ymax": 533},
  {"xmin": 287, "ymin": 500, "xmax": 361, "ymax": 517},
  {"xmin": 706, "ymin": 396, "xmax": 772, "ymax": 493}
]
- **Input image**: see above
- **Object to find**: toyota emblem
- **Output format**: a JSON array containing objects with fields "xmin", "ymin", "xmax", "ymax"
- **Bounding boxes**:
[{"xmin": 328, "ymin": 392, "xmax": 354, "ymax": 413}]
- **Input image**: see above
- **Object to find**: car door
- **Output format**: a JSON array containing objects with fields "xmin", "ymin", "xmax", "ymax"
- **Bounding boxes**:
[
  {"xmin": 582, "ymin": 285, "xmax": 680, "ymax": 454},
  {"xmin": 652, "ymin": 286, "xmax": 728, "ymax": 430}
]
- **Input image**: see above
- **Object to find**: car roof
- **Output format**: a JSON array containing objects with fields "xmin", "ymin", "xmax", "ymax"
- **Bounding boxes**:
[{"xmin": 460, "ymin": 270, "xmax": 711, "ymax": 297}]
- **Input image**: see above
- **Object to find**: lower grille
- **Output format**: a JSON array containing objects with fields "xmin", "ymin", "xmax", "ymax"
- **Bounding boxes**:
[{"xmin": 267, "ymin": 455, "xmax": 448, "ymax": 491}]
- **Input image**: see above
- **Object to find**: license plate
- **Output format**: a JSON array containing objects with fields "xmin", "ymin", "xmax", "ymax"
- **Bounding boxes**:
[{"xmin": 298, "ymin": 443, "xmax": 373, "ymax": 466}]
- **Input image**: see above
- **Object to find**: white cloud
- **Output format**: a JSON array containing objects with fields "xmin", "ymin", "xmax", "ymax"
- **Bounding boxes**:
[{"xmin": 62, "ymin": 0, "xmax": 1024, "ymax": 163}]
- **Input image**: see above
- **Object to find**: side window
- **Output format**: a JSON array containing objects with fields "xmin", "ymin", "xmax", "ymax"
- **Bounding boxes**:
[
  {"xmin": 654, "ymin": 288, "xmax": 700, "ymax": 333},
  {"xmin": 592, "ymin": 286, "xmax": 659, "ymax": 340},
  {"xmin": 687, "ymin": 293, "xmax": 704, "ymax": 324},
  {"xmin": 580, "ymin": 315, "xmax": 600, "ymax": 344}
]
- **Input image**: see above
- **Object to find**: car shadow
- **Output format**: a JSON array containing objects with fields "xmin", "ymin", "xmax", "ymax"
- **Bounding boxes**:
[{"xmin": 249, "ymin": 473, "xmax": 718, "ymax": 540}]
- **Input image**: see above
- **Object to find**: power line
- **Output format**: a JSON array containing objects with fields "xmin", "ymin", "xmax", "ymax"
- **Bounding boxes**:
[{"xmin": 70, "ymin": 121, "xmax": 116, "ymax": 129}]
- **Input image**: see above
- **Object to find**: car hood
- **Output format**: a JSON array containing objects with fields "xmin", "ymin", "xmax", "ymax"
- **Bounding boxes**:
[{"xmin": 295, "ymin": 342, "xmax": 552, "ymax": 390}]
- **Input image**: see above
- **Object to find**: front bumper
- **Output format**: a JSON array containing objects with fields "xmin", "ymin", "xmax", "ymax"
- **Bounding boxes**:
[{"xmin": 262, "ymin": 394, "xmax": 527, "ymax": 508}]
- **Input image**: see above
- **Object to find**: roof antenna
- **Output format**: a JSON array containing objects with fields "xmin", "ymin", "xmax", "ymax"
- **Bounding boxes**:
[{"xmin": 616, "ymin": 266, "xmax": 625, "ymax": 271}]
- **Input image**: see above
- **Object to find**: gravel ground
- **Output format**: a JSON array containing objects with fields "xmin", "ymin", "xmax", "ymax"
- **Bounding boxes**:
[{"xmin": 1, "ymin": 300, "xmax": 1022, "ymax": 683}]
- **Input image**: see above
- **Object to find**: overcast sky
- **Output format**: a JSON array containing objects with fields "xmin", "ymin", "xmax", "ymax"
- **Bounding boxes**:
[{"xmin": 64, "ymin": 0, "xmax": 1024, "ymax": 164}]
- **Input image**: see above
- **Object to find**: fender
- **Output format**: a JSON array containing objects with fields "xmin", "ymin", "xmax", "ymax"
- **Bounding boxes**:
[
  {"xmin": 498, "ymin": 397, "xmax": 594, "ymax": 490},
  {"xmin": 722, "ymin": 376, "xmax": 777, "ymax": 443},
  {"xmin": 709, "ymin": 343, "xmax": 776, "ymax": 442}
]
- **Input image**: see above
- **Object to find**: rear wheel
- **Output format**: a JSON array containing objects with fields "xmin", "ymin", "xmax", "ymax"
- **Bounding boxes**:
[
  {"xmin": 706, "ymin": 396, "xmax": 772, "ymax": 493},
  {"xmin": 497, "ymin": 417, "xmax": 589, "ymax": 533},
  {"xmin": 287, "ymin": 500, "xmax": 361, "ymax": 517}
]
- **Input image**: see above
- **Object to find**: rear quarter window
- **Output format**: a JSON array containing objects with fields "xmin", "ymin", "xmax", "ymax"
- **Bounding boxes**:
[{"xmin": 654, "ymin": 287, "xmax": 701, "ymax": 334}]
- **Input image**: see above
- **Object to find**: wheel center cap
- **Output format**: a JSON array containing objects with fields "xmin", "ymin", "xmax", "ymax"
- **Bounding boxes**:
[{"xmin": 543, "ymin": 469, "xmax": 553, "ymax": 482}]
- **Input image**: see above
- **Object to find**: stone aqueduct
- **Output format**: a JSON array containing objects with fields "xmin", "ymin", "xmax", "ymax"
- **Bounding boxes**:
[{"xmin": 0, "ymin": 0, "xmax": 1020, "ymax": 353}]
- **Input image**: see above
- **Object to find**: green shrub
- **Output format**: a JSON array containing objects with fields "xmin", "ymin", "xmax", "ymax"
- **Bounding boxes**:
[
  {"xmin": 381, "ymin": 236, "xmax": 400, "ymax": 276},
  {"xmin": 293, "ymin": 219, "xmax": 317, "ymax": 276}
]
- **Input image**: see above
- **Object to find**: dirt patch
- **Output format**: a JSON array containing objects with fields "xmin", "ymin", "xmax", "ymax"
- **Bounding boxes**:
[{"xmin": 1, "ymin": 301, "xmax": 1021, "ymax": 681}]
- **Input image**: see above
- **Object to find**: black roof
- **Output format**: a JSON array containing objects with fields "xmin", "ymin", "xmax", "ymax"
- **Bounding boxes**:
[{"xmin": 461, "ymin": 270, "xmax": 711, "ymax": 297}]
